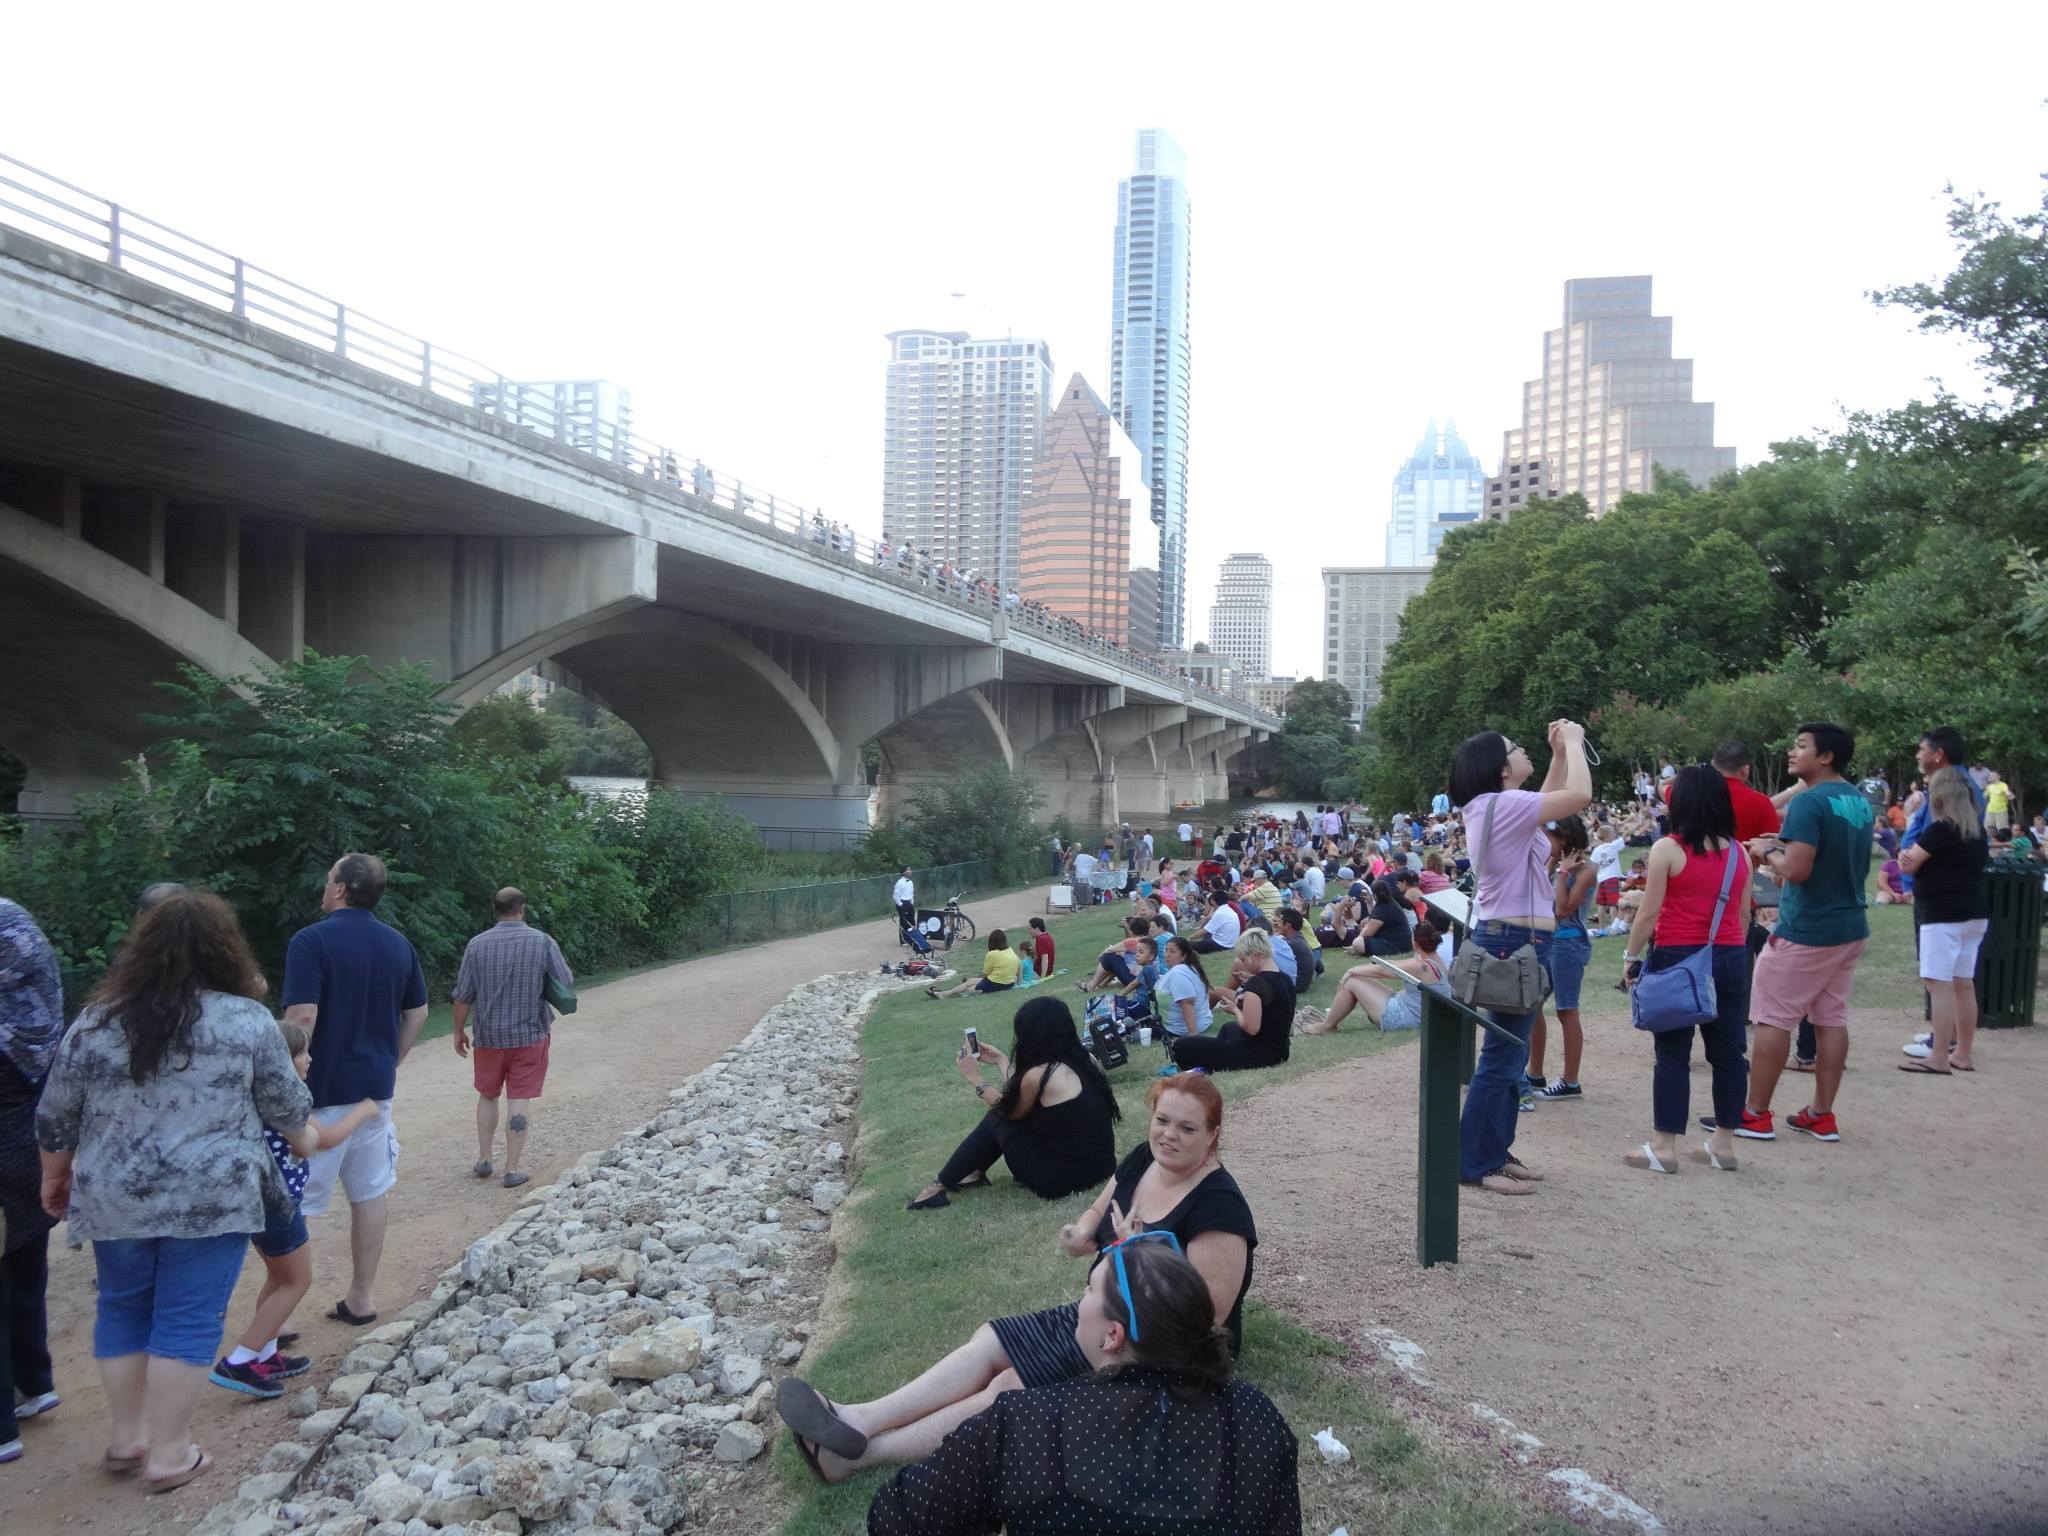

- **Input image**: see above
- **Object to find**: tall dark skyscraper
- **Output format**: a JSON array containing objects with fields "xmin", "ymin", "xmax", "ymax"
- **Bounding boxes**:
[{"xmin": 1110, "ymin": 129, "xmax": 1191, "ymax": 650}]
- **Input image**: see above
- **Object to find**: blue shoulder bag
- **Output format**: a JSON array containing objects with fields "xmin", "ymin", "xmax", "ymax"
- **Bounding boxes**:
[{"xmin": 1631, "ymin": 847, "xmax": 1740, "ymax": 1034}]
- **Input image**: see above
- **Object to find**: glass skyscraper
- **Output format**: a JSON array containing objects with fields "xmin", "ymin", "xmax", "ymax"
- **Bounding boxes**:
[
  {"xmin": 1110, "ymin": 128, "xmax": 1192, "ymax": 650},
  {"xmin": 1386, "ymin": 419, "xmax": 1485, "ymax": 565}
]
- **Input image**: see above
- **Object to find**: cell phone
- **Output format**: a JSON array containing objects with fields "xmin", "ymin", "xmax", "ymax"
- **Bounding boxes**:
[{"xmin": 963, "ymin": 1027, "xmax": 978, "ymax": 1059}]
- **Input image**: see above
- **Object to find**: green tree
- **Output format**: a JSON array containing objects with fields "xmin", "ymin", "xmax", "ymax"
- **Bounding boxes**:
[
  {"xmin": 1282, "ymin": 679, "xmax": 1354, "ymax": 737},
  {"xmin": 891, "ymin": 763, "xmax": 1044, "ymax": 877},
  {"xmin": 454, "ymin": 695, "xmax": 577, "ymax": 783}
]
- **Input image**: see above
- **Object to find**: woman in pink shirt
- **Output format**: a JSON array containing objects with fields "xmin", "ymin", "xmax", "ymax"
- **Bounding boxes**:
[{"xmin": 1449, "ymin": 720, "xmax": 1592, "ymax": 1197}]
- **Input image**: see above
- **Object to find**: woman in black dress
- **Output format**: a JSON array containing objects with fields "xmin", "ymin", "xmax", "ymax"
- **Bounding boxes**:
[
  {"xmin": 907, "ymin": 999, "xmax": 1118, "ymax": 1211},
  {"xmin": 866, "ymin": 1240, "xmax": 1300, "ymax": 1535},
  {"xmin": 777, "ymin": 1073, "xmax": 1255, "ymax": 1481},
  {"xmin": 1169, "ymin": 929, "xmax": 1294, "ymax": 1074}
]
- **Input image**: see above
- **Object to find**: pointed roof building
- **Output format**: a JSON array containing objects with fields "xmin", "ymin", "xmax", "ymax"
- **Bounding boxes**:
[{"xmin": 1018, "ymin": 374, "xmax": 1147, "ymax": 643}]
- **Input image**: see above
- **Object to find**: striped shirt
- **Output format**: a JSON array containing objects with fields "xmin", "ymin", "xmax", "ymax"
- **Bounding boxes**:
[{"xmin": 452, "ymin": 920, "xmax": 573, "ymax": 1050}]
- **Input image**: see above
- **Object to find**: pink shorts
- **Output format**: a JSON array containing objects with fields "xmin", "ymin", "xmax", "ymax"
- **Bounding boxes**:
[
  {"xmin": 473, "ymin": 1036, "xmax": 551, "ymax": 1099},
  {"xmin": 1750, "ymin": 936, "xmax": 1867, "ymax": 1031}
]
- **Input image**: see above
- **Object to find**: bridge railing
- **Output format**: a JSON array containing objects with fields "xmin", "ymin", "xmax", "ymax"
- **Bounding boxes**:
[{"xmin": 0, "ymin": 152, "xmax": 1276, "ymax": 731}]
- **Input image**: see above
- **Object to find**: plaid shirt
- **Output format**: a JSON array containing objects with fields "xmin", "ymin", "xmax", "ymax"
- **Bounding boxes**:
[{"xmin": 452, "ymin": 920, "xmax": 573, "ymax": 1050}]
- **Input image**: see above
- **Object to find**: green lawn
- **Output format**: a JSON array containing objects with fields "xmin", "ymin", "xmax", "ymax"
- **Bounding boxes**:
[{"xmin": 777, "ymin": 899, "xmax": 1576, "ymax": 1536}]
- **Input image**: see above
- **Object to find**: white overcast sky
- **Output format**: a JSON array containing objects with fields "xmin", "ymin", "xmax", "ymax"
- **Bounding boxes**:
[{"xmin": 6, "ymin": 3, "xmax": 2044, "ymax": 678}]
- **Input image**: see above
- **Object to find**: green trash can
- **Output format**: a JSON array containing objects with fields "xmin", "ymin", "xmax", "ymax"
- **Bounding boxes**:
[{"xmin": 1978, "ymin": 861, "xmax": 2045, "ymax": 1029}]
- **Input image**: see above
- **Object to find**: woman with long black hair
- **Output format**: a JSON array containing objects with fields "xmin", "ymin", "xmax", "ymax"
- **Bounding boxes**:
[
  {"xmin": 907, "ymin": 997, "xmax": 1120, "ymax": 1211},
  {"xmin": 1448, "ymin": 719, "xmax": 1592, "ymax": 1197}
]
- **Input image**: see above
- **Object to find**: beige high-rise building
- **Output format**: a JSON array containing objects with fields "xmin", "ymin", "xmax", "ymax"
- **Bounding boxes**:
[
  {"xmin": 1017, "ymin": 375, "xmax": 1140, "ymax": 641},
  {"xmin": 1206, "ymin": 553, "xmax": 1273, "ymax": 680},
  {"xmin": 1502, "ymin": 277, "xmax": 1735, "ymax": 515},
  {"xmin": 1483, "ymin": 457, "xmax": 1557, "ymax": 522},
  {"xmin": 1323, "ymin": 566, "xmax": 1432, "ymax": 727},
  {"xmin": 883, "ymin": 330, "xmax": 1052, "ymax": 591}
]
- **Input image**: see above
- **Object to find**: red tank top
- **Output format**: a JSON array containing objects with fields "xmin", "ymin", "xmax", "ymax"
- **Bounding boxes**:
[{"xmin": 1656, "ymin": 843, "xmax": 1745, "ymax": 945}]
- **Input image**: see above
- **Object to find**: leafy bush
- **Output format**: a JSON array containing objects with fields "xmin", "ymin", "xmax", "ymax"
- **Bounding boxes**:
[{"xmin": 894, "ymin": 763, "xmax": 1045, "ymax": 883}]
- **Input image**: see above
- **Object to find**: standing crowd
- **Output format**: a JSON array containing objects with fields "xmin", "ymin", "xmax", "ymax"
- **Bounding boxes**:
[{"xmin": 0, "ymin": 855, "xmax": 572, "ymax": 1492}]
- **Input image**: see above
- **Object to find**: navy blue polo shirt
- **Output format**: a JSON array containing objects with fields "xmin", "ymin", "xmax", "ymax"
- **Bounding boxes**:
[{"xmin": 282, "ymin": 907, "xmax": 428, "ymax": 1108}]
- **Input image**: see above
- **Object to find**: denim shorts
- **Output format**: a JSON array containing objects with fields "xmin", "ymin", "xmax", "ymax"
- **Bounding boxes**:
[
  {"xmin": 92, "ymin": 1232, "xmax": 250, "ymax": 1365},
  {"xmin": 1548, "ymin": 929, "xmax": 1593, "ymax": 1011},
  {"xmin": 252, "ymin": 1204, "xmax": 310, "ymax": 1260}
]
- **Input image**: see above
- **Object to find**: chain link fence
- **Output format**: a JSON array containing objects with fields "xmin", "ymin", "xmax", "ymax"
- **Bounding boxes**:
[{"xmin": 660, "ymin": 859, "xmax": 997, "ymax": 960}]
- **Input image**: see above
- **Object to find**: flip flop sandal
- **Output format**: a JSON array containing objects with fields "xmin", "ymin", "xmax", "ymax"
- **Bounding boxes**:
[
  {"xmin": 145, "ymin": 1447, "xmax": 210, "ymax": 1494},
  {"xmin": 104, "ymin": 1447, "xmax": 147, "ymax": 1474},
  {"xmin": 1500, "ymin": 1157, "xmax": 1544, "ymax": 1182},
  {"xmin": 1475, "ymin": 1171, "xmax": 1534, "ymax": 1195},
  {"xmin": 775, "ymin": 1378, "xmax": 868, "ymax": 1461},
  {"xmin": 1948, "ymin": 1062, "xmax": 1976, "ymax": 1072},
  {"xmin": 1623, "ymin": 1142, "xmax": 1678, "ymax": 1174},
  {"xmin": 1689, "ymin": 1141, "xmax": 1739, "ymax": 1171},
  {"xmin": 1897, "ymin": 1061, "xmax": 1953, "ymax": 1075},
  {"xmin": 328, "ymin": 1299, "xmax": 378, "ymax": 1326},
  {"xmin": 1787, "ymin": 1058, "xmax": 1817, "ymax": 1073}
]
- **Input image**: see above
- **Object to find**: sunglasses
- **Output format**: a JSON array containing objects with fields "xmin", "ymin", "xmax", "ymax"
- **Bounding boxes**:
[{"xmin": 1105, "ymin": 1229, "xmax": 1183, "ymax": 1342}]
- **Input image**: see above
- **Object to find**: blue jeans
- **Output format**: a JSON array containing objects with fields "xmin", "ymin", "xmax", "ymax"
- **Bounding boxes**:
[
  {"xmin": 1651, "ymin": 944, "xmax": 1751, "ymax": 1134},
  {"xmin": 91, "ymin": 1233, "xmax": 249, "ymax": 1365},
  {"xmin": 1548, "ymin": 929, "xmax": 1593, "ymax": 1011},
  {"xmin": 1458, "ymin": 923, "xmax": 1553, "ymax": 1181}
]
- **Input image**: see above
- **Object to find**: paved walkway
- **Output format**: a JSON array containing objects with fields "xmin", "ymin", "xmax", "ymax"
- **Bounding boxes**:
[{"xmin": 11, "ymin": 884, "xmax": 1051, "ymax": 1534}]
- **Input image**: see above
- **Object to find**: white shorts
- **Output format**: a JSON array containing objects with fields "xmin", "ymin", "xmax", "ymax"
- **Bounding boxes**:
[
  {"xmin": 1918, "ymin": 918, "xmax": 1988, "ymax": 982},
  {"xmin": 300, "ymin": 1100, "xmax": 399, "ymax": 1216}
]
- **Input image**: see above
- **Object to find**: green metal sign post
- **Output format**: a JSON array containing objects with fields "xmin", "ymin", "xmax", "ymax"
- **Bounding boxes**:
[{"xmin": 1416, "ymin": 986, "xmax": 1526, "ymax": 1268}]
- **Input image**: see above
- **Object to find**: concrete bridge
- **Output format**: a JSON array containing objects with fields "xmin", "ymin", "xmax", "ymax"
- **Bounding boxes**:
[{"xmin": 0, "ymin": 165, "xmax": 1271, "ymax": 845}]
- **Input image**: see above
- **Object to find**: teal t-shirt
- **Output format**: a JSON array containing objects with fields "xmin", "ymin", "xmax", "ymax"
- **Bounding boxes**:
[{"xmin": 1777, "ymin": 781, "xmax": 1874, "ymax": 947}]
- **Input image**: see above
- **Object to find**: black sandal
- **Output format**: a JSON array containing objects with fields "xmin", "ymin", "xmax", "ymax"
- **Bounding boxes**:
[
  {"xmin": 907, "ymin": 1189, "xmax": 950, "ymax": 1210},
  {"xmin": 775, "ymin": 1378, "xmax": 868, "ymax": 1460},
  {"xmin": 328, "ymin": 1299, "xmax": 377, "ymax": 1327},
  {"xmin": 950, "ymin": 1172, "xmax": 992, "ymax": 1191}
]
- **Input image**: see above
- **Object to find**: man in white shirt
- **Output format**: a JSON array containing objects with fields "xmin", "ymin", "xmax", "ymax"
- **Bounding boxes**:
[
  {"xmin": 1139, "ymin": 829, "xmax": 1155, "ymax": 866},
  {"xmin": 1191, "ymin": 893, "xmax": 1241, "ymax": 953},
  {"xmin": 892, "ymin": 868, "xmax": 916, "ymax": 929},
  {"xmin": 1176, "ymin": 820, "xmax": 1194, "ymax": 848}
]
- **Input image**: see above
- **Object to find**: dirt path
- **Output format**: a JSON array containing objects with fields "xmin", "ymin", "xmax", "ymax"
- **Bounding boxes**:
[
  {"xmin": 8, "ymin": 887, "xmax": 1045, "ymax": 1534},
  {"xmin": 1227, "ymin": 1003, "xmax": 2048, "ymax": 1535}
]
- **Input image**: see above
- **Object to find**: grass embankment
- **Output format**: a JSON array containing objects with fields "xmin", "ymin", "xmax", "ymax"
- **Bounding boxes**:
[{"xmin": 778, "ymin": 897, "xmax": 1577, "ymax": 1536}]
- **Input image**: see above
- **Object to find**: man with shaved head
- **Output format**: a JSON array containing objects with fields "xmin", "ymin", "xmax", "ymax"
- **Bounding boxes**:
[{"xmin": 451, "ymin": 887, "xmax": 574, "ymax": 1189}]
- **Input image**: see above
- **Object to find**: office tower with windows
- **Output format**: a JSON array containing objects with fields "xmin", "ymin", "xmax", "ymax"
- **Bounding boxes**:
[
  {"xmin": 882, "ymin": 330, "xmax": 1053, "ymax": 590},
  {"xmin": 1206, "ymin": 553, "xmax": 1273, "ymax": 680},
  {"xmin": 1110, "ymin": 128, "xmax": 1192, "ymax": 649},
  {"xmin": 1126, "ymin": 567, "xmax": 1162, "ymax": 655},
  {"xmin": 1483, "ymin": 458, "xmax": 1557, "ymax": 521},
  {"xmin": 1018, "ymin": 375, "xmax": 1141, "ymax": 642},
  {"xmin": 1502, "ymin": 276, "xmax": 1735, "ymax": 515},
  {"xmin": 1322, "ymin": 566, "xmax": 1433, "ymax": 727},
  {"xmin": 1386, "ymin": 419, "xmax": 1486, "ymax": 565}
]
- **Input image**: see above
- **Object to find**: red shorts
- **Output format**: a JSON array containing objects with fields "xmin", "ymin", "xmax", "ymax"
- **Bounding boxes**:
[
  {"xmin": 473, "ymin": 1036, "xmax": 551, "ymax": 1099},
  {"xmin": 1597, "ymin": 879, "xmax": 1621, "ymax": 904}
]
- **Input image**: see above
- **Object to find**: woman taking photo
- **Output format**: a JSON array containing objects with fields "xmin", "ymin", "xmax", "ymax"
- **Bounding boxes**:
[
  {"xmin": 778, "ymin": 1074, "xmax": 1257, "ymax": 1484},
  {"xmin": 1449, "ymin": 719, "xmax": 1592, "ymax": 1197},
  {"xmin": 1898, "ymin": 766, "xmax": 1990, "ymax": 1075},
  {"xmin": 1168, "ymin": 930, "xmax": 1294, "ymax": 1074},
  {"xmin": 36, "ymin": 890, "xmax": 313, "ymax": 1492},
  {"xmin": 908, "ymin": 998, "xmax": 1119, "ymax": 1211},
  {"xmin": 1157, "ymin": 936, "xmax": 1214, "ymax": 1039},
  {"xmin": 1619, "ymin": 766, "xmax": 1753, "ymax": 1173},
  {"xmin": 1302, "ymin": 919, "xmax": 1448, "ymax": 1035},
  {"xmin": 865, "ymin": 1239, "xmax": 1300, "ymax": 1534},
  {"xmin": 1528, "ymin": 815, "xmax": 1597, "ymax": 1101}
]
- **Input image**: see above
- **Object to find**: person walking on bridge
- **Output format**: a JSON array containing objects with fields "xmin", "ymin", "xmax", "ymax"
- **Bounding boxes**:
[
  {"xmin": 452, "ymin": 888, "xmax": 574, "ymax": 1190},
  {"xmin": 282, "ymin": 854, "xmax": 428, "ymax": 1328}
]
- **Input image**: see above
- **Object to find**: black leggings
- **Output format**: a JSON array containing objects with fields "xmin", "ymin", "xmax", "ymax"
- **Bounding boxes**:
[
  {"xmin": 1189, "ymin": 935, "xmax": 1232, "ymax": 954},
  {"xmin": 1170, "ymin": 1025, "xmax": 1286, "ymax": 1074},
  {"xmin": 935, "ymin": 1113, "xmax": 1093, "ymax": 1199}
]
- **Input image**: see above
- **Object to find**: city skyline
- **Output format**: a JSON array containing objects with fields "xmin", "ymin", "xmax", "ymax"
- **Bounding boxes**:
[{"xmin": 10, "ymin": 12, "xmax": 2038, "ymax": 680}]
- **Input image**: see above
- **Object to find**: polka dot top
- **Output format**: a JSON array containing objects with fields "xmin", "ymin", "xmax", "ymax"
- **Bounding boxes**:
[{"xmin": 866, "ymin": 1367, "xmax": 1301, "ymax": 1534}]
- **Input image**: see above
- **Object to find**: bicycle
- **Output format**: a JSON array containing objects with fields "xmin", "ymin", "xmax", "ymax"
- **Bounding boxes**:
[{"xmin": 937, "ymin": 893, "xmax": 976, "ymax": 948}]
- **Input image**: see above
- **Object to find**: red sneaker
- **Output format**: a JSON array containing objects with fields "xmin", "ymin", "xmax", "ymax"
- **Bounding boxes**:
[
  {"xmin": 1702, "ymin": 1109, "xmax": 1775, "ymax": 1141},
  {"xmin": 1788, "ymin": 1107, "xmax": 1840, "ymax": 1142}
]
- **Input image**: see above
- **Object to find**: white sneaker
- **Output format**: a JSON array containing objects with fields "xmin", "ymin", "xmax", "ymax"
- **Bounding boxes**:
[
  {"xmin": 14, "ymin": 1391, "xmax": 59, "ymax": 1418},
  {"xmin": 1902, "ymin": 1040, "xmax": 1933, "ymax": 1060},
  {"xmin": 1911, "ymin": 1031, "xmax": 1932, "ymax": 1046}
]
